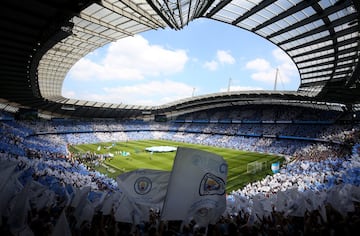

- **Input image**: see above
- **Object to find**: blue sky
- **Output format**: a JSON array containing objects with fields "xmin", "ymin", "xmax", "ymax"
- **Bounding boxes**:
[{"xmin": 63, "ymin": 18, "xmax": 300, "ymax": 106}]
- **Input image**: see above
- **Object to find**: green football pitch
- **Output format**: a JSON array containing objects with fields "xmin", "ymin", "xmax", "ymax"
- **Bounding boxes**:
[{"xmin": 68, "ymin": 139, "xmax": 284, "ymax": 193}]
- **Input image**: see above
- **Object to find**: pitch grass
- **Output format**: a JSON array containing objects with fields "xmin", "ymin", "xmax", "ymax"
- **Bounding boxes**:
[{"xmin": 68, "ymin": 139, "xmax": 284, "ymax": 193}]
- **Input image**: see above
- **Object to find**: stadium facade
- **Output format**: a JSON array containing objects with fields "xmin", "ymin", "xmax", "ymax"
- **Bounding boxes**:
[
  {"xmin": 1, "ymin": 1, "xmax": 360, "ymax": 234},
  {"xmin": 0, "ymin": 0, "xmax": 359, "ymax": 120}
]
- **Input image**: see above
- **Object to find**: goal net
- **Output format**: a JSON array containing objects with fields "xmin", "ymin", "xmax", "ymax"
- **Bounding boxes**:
[{"xmin": 247, "ymin": 161, "xmax": 267, "ymax": 174}]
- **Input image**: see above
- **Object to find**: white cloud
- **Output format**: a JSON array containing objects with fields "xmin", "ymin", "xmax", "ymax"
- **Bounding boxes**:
[
  {"xmin": 63, "ymin": 80, "xmax": 194, "ymax": 106},
  {"xmin": 245, "ymin": 58, "xmax": 271, "ymax": 71},
  {"xmin": 245, "ymin": 49, "xmax": 299, "ymax": 86},
  {"xmin": 68, "ymin": 35, "xmax": 189, "ymax": 81},
  {"xmin": 231, "ymin": 85, "xmax": 264, "ymax": 91},
  {"xmin": 251, "ymin": 70, "xmax": 278, "ymax": 83},
  {"xmin": 203, "ymin": 50, "xmax": 235, "ymax": 71},
  {"xmin": 68, "ymin": 58, "xmax": 106, "ymax": 81},
  {"xmin": 272, "ymin": 48, "xmax": 290, "ymax": 62},
  {"xmin": 203, "ymin": 60, "xmax": 218, "ymax": 71},
  {"xmin": 272, "ymin": 48, "xmax": 299, "ymax": 85},
  {"xmin": 62, "ymin": 90, "xmax": 76, "ymax": 98},
  {"xmin": 219, "ymin": 85, "xmax": 264, "ymax": 92},
  {"xmin": 217, "ymin": 50, "xmax": 235, "ymax": 64}
]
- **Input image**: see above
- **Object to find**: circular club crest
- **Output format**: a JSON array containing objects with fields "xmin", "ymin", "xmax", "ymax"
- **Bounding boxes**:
[
  {"xmin": 134, "ymin": 177, "xmax": 152, "ymax": 195},
  {"xmin": 196, "ymin": 207, "xmax": 209, "ymax": 217},
  {"xmin": 219, "ymin": 163, "xmax": 227, "ymax": 174}
]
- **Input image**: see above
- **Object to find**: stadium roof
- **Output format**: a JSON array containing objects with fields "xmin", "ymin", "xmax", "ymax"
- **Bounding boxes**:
[{"xmin": 0, "ymin": 0, "xmax": 359, "ymax": 119}]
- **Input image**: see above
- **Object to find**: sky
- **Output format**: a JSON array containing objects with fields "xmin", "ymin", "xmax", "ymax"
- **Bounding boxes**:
[{"xmin": 62, "ymin": 18, "xmax": 300, "ymax": 106}]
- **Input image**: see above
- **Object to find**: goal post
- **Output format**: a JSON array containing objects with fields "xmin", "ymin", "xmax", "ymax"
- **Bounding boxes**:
[{"xmin": 247, "ymin": 160, "xmax": 267, "ymax": 174}]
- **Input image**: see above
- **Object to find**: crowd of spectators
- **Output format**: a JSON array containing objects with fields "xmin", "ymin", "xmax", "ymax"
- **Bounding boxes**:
[{"xmin": 1, "ymin": 107, "xmax": 360, "ymax": 235}]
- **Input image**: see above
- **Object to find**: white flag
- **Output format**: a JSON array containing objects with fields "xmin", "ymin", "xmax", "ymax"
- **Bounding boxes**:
[
  {"xmin": 161, "ymin": 147, "xmax": 227, "ymax": 226},
  {"xmin": 0, "ymin": 160, "xmax": 17, "ymax": 191},
  {"xmin": 71, "ymin": 186, "xmax": 91, "ymax": 208},
  {"xmin": 51, "ymin": 210, "xmax": 72, "ymax": 236},
  {"xmin": 114, "ymin": 192, "xmax": 138, "ymax": 223},
  {"xmin": 8, "ymin": 180, "xmax": 31, "ymax": 235},
  {"xmin": 116, "ymin": 169, "xmax": 170, "ymax": 222},
  {"xmin": 0, "ymin": 171, "xmax": 23, "ymax": 219},
  {"xmin": 101, "ymin": 191, "xmax": 121, "ymax": 216}
]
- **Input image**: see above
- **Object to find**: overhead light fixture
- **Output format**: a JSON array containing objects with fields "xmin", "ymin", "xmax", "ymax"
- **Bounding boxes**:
[{"xmin": 61, "ymin": 105, "xmax": 75, "ymax": 111}]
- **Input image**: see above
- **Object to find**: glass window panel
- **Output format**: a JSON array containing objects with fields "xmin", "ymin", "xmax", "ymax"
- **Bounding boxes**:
[
  {"xmin": 258, "ymin": 8, "xmax": 275, "ymax": 19},
  {"xmin": 329, "ymin": 9, "xmax": 348, "ymax": 21},
  {"xmin": 282, "ymin": 31, "xmax": 329, "ymax": 48},
  {"xmin": 300, "ymin": 64, "xmax": 333, "ymax": 73},
  {"xmin": 266, "ymin": 3, "xmax": 284, "ymax": 15},
  {"xmin": 250, "ymin": 13, "xmax": 268, "ymax": 24},
  {"xmin": 128, "ymin": 24, "xmax": 149, "ymax": 33},
  {"xmin": 83, "ymin": 3, "xmax": 102, "ymax": 15},
  {"xmin": 284, "ymin": 15, "xmax": 298, "ymax": 26},
  {"xmin": 86, "ymin": 23, "xmax": 100, "ymax": 31},
  {"xmin": 318, "ymin": 0, "xmax": 332, "ymax": 10},
  {"xmin": 279, "ymin": 19, "xmax": 325, "ymax": 42},
  {"xmin": 334, "ymin": 22, "xmax": 352, "ymax": 32},
  {"xmin": 76, "ymin": 19, "xmax": 90, "ymax": 28},
  {"xmin": 281, "ymin": 41, "xmax": 296, "ymax": 50},
  {"xmin": 232, "ymin": 0, "xmax": 257, "ymax": 10},
  {"xmin": 112, "ymin": 17, "xmax": 133, "ymax": 28},
  {"xmin": 337, "ymin": 60, "xmax": 353, "ymax": 66},
  {"xmin": 102, "ymin": 13, "xmax": 119, "ymax": 22},
  {"xmin": 224, "ymin": 4, "xmax": 246, "ymax": 14},
  {"xmin": 339, "ymin": 43, "xmax": 357, "ymax": 51},
  {"xmin": 271, "ymin": 19, "xmax": 290, "ymax": 30},
  {"xmin": 261, "ymin": 26, "xmax": 276, "ymax": 35},
  {"xmin": 226, "ymin": 9, "xmax": 246, "ymax": 20},
  {"xmin": 119, "ymin": 20, "xmax": 137, "ymax": 28},
  {"xmin": 302, "ymin": 76, "xmax": 330, "ymax": 84},
  {"xmin": 276, "ymin": 0, "xmax": 294, "ymax": 10},
  {"xmin": 338, "ymin": 52, "xmax": 357, "ymax": 59},
  {"xmin": 241, "ymin": 17, "xmax": 260, "ymax": 28},
  {"xmin": 302, "ymin": 70, "xmax": 332, "ymax": 79},
  {"xmin": 92, "ymin": 8, "xmax": 112, "ymax": 19},
  {"xmin": 271, "ymin": 34, "xmax": 285, "ymax": 43},
  {"xmin": 212, "ymin": 15, "xmax": 230, "ymax": 23},
  {"xmin": 290, "ymin": 40, "xmax": 333, "ymax": 56},
  {"xmin": 273, "ymin": 22, "xmax": 287, "ymax": 33},
  {"xmin": 332, "ymin": 74, "xmax": 345, "ymax": 79},
  {"xmin": 293, "ymin": 53, "xmax": 334, "ymax": 62},
  {"xmin": 302, "ymin": 6, "xmax": 316, "ymax": 17},
  {"xmin": 256, "ymin": 29, "xmax": 269, "ymax": 37},
  {"xmin": 296, "ymin": 27, "xmax": 307, "ymax": 36},
  {"xmin": 291, "ymin": 11, "xmax": 306, "ymax": 23},
  {"xmin": 237, "ymin": 22, "xmax": 253, "ymax": 30},
  {"xmin": 335, "ymin": 67, "xmax": 351, "ymax": 72},
  {"xmin": 338, "ymin": 32, "xmax": 358, "ymax": 42},
  {"xmin": 76, "ymin": 100, "xmax": 87, "ymax": 105}
]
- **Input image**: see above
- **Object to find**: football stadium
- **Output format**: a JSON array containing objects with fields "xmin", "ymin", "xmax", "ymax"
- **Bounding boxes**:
[{"xmin": 1, "ymin": 0, "xmax": 360, "ymax": 235}]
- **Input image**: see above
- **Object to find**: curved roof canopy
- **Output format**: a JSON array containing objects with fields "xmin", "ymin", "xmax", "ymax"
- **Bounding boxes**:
[{"xmin": 0, "ymin": 0, "xmax": 359, "ymax": 118}]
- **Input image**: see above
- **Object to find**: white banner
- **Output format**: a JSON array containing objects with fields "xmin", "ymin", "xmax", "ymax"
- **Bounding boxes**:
[{"xmin": 161, "ymin": 147, "xmax": 227, "ymax": 226}]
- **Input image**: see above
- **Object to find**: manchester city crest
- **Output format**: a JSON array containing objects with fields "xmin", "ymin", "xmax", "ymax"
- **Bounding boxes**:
[
  {"xmin": 219, "ymin": 163, "xmax": 227, "ymax": 174},
  {"xmin": 196, "ymin": 207, "xmax": 209, "ymax": 217},
  {"xmin": 134, "ymin": 177, "xmax": 152, "ymax": 195},
  {"xmin": 199, "ymin": 173, "xmax": 225, "ymax": 196}
]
